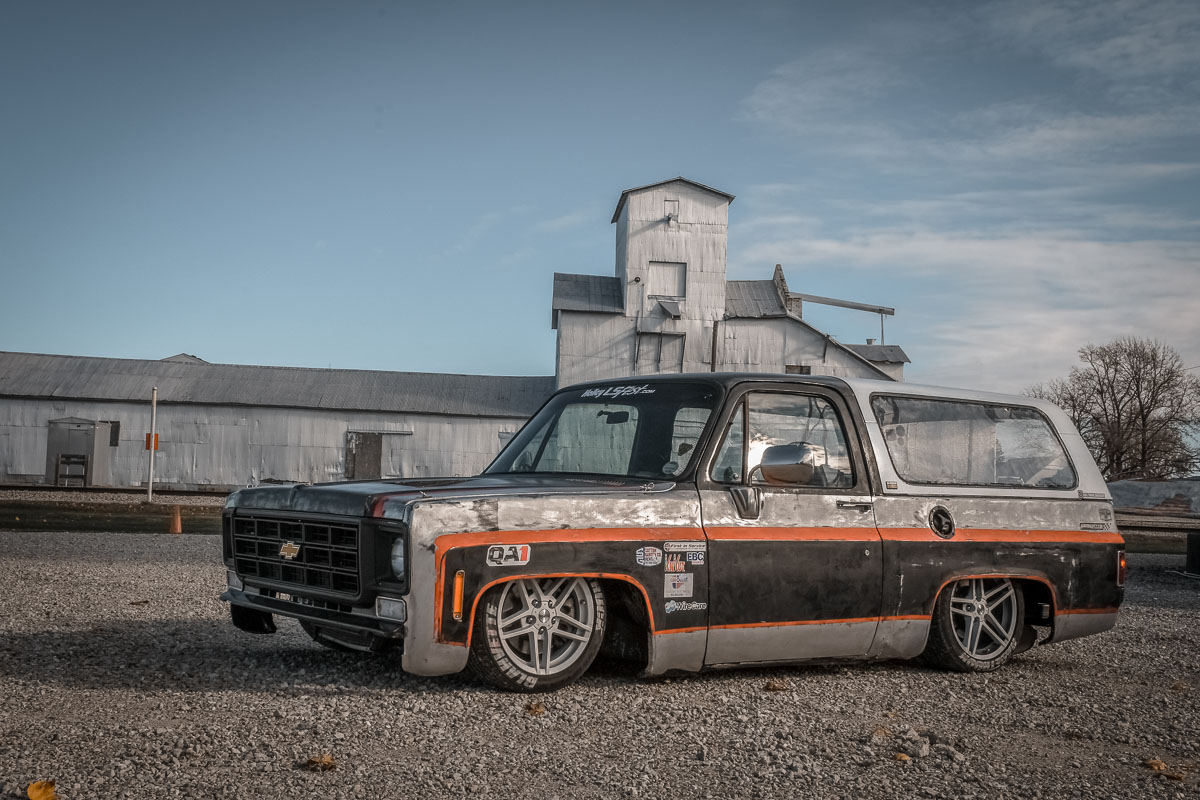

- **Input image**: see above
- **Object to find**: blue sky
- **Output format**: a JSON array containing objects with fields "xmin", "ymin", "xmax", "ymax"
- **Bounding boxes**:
[{"xmin": 2, "ymin": 0, "xmax": 1197, "ymax": 393}]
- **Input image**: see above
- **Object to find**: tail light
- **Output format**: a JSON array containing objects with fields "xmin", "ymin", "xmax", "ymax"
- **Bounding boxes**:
[{"xmin": 1117, "ymin": 550, "xmax": 1126, "ymax": 587}]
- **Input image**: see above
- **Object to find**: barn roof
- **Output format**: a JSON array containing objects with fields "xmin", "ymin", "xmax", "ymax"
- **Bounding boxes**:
[
  {"xmin": 550, "ymin": 273, "xmax": 624, "ymax": 327},
  {"xmin": 843, "ymin": 344, "xmax": 911, "ymax": 364},
  {"xmin": 0, "ymin": 351, "xmax": 555, "ymax": 419},
  {"xmin": 610, "ymin": 177, "xmax": 735, "ymax": 223},
  {"xmin": 724, "ymin": 280, "xmax": 787, "ymax": 318}
]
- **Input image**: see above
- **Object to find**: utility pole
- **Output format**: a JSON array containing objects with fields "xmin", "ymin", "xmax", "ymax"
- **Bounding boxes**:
[{"xmin": 147, "ymin": 386, "xmax": 158, "ymax": 502}]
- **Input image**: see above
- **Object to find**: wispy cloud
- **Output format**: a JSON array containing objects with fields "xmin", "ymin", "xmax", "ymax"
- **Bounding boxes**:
[
  {"xmin": 739, "ymin": 227, "xmax": 1200, "ymax": 391},
  {"xmin": 979, "ymin": 0, "xmax": 1200, "ymax": 83},
  {"xmin": 531, "ymin": 209, "xmax": 590, "ymax": 233}
]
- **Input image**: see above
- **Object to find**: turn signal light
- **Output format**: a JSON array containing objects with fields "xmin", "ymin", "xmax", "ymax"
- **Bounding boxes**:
[
  {"xmin": 1117, "ymin": 551, "xmax": 1126, "ymax": 587},
  {"xmin": 452, "ymin": 570, "xmax": 465, "ymax": 620}
]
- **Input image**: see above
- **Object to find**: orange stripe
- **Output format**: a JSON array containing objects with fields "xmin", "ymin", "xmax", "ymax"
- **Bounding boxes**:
[
  {"xmin": 708, "ymin": 614, "xmax": 930, "ymax": 631},
  {"xmin": 707, "ymin": 526, "xmax": 878, "ymax": 542},
  {"xmin": 1058, "ymin": 607, "xmax": 1119, "ymax": 615},
  {"xmin": 880, "ymin": 527, "xmax": 1124, "ymax": 544},
  {"xmin": 656, "ymin": 626, "xmax": 707, "ymax": 635}
]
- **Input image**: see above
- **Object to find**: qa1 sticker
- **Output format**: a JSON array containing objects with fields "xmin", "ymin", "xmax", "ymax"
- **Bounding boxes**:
[
  {"xmin": 635, "ymin": 546, "xmax": 663, "ymax": 567},
  {"xmin": 486, "ymin": 544, "xmax": 531, "ymax": 567}
]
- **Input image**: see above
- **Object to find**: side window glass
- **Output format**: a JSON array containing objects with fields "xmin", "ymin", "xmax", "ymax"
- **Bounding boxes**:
[
  {"xmin": 747, "ymin": 393, "xmax": 855, "ymax": 488},
  {"xmin": 711, "ymin": 403, "xmax": 744, "ymax": 484}
]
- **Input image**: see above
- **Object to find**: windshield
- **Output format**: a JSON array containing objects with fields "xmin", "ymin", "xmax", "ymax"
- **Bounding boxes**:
[{"xmin": 486, "ymin": 382, "xmax": 720, "ymax": 480}]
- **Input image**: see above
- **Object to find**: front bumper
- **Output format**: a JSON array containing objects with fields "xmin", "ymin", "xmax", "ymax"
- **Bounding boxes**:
[{"xmin": 221, "ymin": 586, "xmax": 406, "ymax": 641}]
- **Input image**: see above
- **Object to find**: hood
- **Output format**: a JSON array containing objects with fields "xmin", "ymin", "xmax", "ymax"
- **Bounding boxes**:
[{"xmin": 225, "ymin": 474, "xmax": 675, "ymax": 518}]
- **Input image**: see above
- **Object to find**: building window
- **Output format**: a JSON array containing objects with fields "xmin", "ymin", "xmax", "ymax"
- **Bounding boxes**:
[
  {"xmin": 636, "ymin": 332, "xmax": 685, "ymax": 374},
  {"xmin": 665, "ymin": 198, "xmax": 679, "ymax": 221},
  {"xmin": 107, "ymin": 421, "xmax": 121, "ymax": 446},
  {"xmin": 648, "ymin": 261, "xmax": 686, "ymax": 299},
  {"xmin": 786, "ymin": 365, "xmax": 812, "ymax": 375}
]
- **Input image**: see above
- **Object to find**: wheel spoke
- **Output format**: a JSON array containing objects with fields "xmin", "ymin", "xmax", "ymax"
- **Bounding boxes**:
[
  {"xmin": 949, "ymin": 606, "xmax": 973, "ymax": 617},
  {"xmin": 554, "ymin": 627, "xmax": 590, "ymax": 642},
  {"xmin": 500, "ymin": 608, "xmax": 528, "ymax": 628},
  {"xmin": 540, "ymin": 629, "xmax": 552, "ymax": 672},
  {"xmin": 528, "ymin": 630, "xmax": 542, "ymax": 674},
  {"xmin": 556, "ymin": 607, "xmax": 589, "ymax": 631},
  {"xmin": 518, "ymin": 580, "xmax": 536, "ymax": 609},
  {"xmin": 500, "ymin": 622, "xmax": 535, "ymax": 641},
  {"xmin": 967, "ymin": 617, "xmax": 983, "ymax": 655},
  {"xmin": 981, "ymin": 614, "xmax": 1008, "ymax": 644},
  {"xmin": 986, "ymin": 583, "xmax": 1014, "ymax": 604},
  {"xmin": 544, "ymin": 575, "xmax": 569, "ymax": 601}
]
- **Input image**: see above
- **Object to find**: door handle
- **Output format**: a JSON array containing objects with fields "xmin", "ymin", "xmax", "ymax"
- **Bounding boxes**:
[{"xmin": 836, "ymin": 501, "xmax": 874, "ymax": 512}]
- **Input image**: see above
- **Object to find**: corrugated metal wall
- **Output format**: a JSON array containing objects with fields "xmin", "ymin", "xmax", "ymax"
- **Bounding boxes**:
[{"xmin": 0, "ymin": 399, "xmax": 523, "ymax": 489}]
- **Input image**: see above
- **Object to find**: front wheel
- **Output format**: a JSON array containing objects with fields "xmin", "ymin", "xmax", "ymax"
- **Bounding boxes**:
[
  {"xmin": 922, "ymin": 577, "xmax": 1024, "ymax": 672},
  {"xmin": 468, "ymin": 576, "xmax": 606, "ymax": 692}
]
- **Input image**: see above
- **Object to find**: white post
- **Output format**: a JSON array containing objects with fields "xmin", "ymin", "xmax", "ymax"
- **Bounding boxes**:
[{"xmin": 147, "ymin": 386, "xmax": 158, "ymax": 502}]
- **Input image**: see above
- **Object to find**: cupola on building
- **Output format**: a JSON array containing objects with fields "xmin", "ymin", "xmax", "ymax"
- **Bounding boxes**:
[{"xmin": 551, "ymin": 178, "xmax": 907, "ymax": 387}]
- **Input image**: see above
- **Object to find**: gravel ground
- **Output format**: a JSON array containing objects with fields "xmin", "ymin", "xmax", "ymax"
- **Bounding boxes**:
[
  {"xmin": 0, "ymin": 489, "xmax": 227, "ymax": 507},
  {"xmin": 0, "ymin": 533, "xmax": 1197, "ymax": 800}
]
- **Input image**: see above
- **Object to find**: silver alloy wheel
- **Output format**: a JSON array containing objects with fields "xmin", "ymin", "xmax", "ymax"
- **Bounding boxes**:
[
  {"xmin": 948, "ymin": 578, "xmax": 1019, "ymax": 661},
  {"xmin": 495, "ymin": 577, "xmax": 597, "ymax": 676}
]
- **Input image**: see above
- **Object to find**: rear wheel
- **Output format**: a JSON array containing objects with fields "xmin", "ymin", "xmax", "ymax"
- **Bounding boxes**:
[
  {"xmin": 468, "ymin": 576, "xmax": 606, "ymax": 692},
  {"xmin": 923, "ymin": 577, "xmax": 1024, "ymax": 672}
]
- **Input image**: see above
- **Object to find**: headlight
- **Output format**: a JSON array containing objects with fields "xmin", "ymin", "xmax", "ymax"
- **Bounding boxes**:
[{"xmin": 390, "ymin": 537, "xmax": 406, "ymax": 578}]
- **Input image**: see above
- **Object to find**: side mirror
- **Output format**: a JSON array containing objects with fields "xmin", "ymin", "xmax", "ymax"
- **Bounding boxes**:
[{"xmin": 751, "ymin": 444, "xmax": 816, "ymax": 486}]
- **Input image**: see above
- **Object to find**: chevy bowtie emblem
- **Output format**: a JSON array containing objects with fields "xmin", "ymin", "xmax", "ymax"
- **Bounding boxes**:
[{"xmin": 279, "ymin": 541, "xmax": 300, "ymax": 560}]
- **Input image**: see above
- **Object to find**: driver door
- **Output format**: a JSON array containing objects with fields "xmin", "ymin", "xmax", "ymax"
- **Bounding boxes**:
[{"xmin": 699, "ymin": 385, "xmax": 882, "ymax": 665}]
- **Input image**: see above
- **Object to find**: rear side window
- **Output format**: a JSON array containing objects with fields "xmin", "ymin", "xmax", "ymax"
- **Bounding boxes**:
[{"xmin": 870, "ymin": 395, "xmax": 1076, "ymax": 489}]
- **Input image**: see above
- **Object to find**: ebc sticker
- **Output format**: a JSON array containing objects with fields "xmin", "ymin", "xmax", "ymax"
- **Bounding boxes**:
[
  {"xmin": 636, "ymin": 546, "xmax": 663, "ymax": 567},
  {"xmin": 579, "ymin": 385, "xmax": 656, "ymax": 399},
  {"xmin": 485, "ymin": 544, "xmax": 531, "ymax": 567},
  {"xmin": 664, "ymin": 541, "xmax": 705, "ymax": 553},
  {"xmin": 686, "ymin": 551, "xmax": 705, "ymax": 565},
  {"xmin": 664, "ymin": 553, "xmax": 687, "ymax": 573},
  {"xmin": 664, "ymin": 573, "xmax": 694, "ymax": 598},
  {"xmin": 665, "ymin": 600, "xmax": 707, "ymax": 613}
]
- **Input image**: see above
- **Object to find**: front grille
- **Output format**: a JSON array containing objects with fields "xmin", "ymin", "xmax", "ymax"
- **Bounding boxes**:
[{"xmin": 232, "ymin": 515, "xmax": 360, "ymax": 597}]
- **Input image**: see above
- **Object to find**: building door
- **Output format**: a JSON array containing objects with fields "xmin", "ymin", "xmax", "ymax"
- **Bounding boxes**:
[
  {"xmin": 698, "ymin": 385, "xmax": 882, "ymax": 665},
  {"xmin": 345, "ymin": 432, "xmax": 383, "ymax": 480},
  {"xmin": 45, "ymin": 418, "xmax": 96, "ymax": 487}
]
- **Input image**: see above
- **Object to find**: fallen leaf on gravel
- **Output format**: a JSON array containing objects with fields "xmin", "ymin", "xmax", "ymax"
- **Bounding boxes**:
[
  {"xmin": 763, "ymin": 679, "xmax": 788, "ymax": 692},
  {"xmin": 870, "ymin": 726, "xmax": 891, "ymax": 739},
  {"xmin": 302, "ymin": 754, "xmax": 337, "ymax": 772},
  {"xmin": 1169, "ymin": 680, "xmax": 1189, "ymax": 692},
  {"xmin": 524, "ymin": 701, "xmax": 546, "ymax": 716},
  {"xmin": 894, "ymin": 753, "xmax": 911, "ymax": 762},
  {"xmin": 27, "ymin": 781, "xmax": 57, "ymax": 800},
  {"xmin": 129, "ymin": 600, "xmax": 150, "ymax": 606},
  {"xmin": 885, "ymin": 710, "xmax": 899, "ymax": 719},
  {"xmin": 1144, "ymin": 758, "xmax": 1167, "ymax": 772},
  {"xmin": 1164, "ymin": 773, "xmax": 1185, "ymax": 781}
]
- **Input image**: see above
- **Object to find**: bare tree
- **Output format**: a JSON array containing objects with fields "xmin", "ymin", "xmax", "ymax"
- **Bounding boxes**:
[{"xmin": 1028, "ymin": 337, "xmax": 1200, "ymax": 480}]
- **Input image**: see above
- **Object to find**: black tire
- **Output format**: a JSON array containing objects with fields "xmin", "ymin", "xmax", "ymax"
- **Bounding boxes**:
[
  {"xmin": 468, "ymin": 577, "xmax": 607, "ymax": 692},
  {"xmin": 922, "ymin": 577, "xmax": 1024, "ymax": 672}
]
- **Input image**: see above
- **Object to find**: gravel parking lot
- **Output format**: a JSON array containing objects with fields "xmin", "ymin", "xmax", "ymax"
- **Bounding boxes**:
[{"xmin": 0, "ymin": 532, "xmax": 1197, "ymax": 800}]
